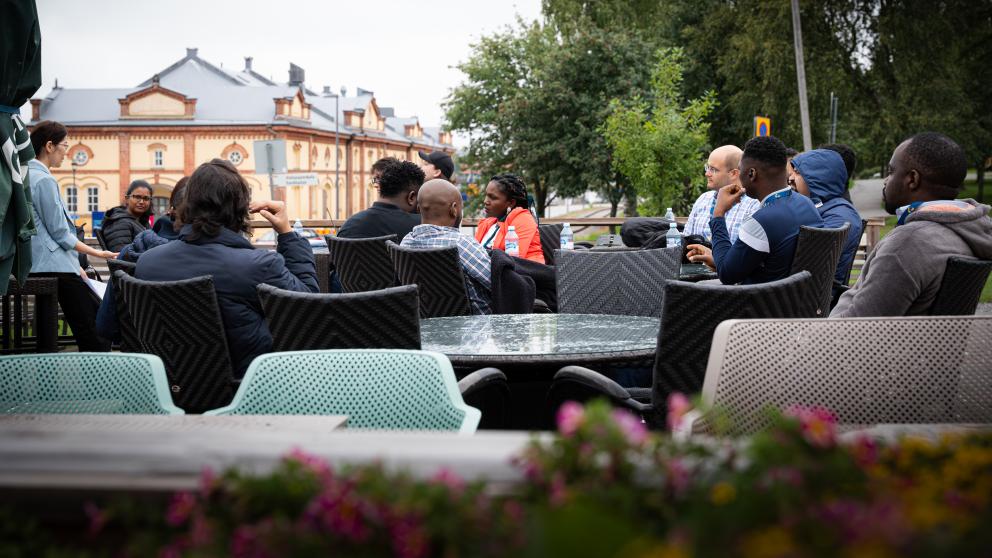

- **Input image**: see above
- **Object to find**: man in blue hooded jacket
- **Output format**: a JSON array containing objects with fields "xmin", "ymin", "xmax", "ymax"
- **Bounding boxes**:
[{"xmin": 788, "ymin": 149, "xmax": 863, "ymax": 296}]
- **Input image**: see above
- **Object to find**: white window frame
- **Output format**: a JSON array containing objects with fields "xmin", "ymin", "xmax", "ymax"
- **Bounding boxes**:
[
  {"xmin": 65, "ymin": 186, "xmax": 78, "ymax": 213},
  {"xmin": 86, "ymin": 186, "xmax": 99, "ymax": 213},
  {"xmin": 153, "ymin": 150, "xmax": 164, "ymax": 168}
]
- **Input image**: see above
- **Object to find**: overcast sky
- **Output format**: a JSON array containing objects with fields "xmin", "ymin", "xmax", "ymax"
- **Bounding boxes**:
[{"xmin": 30, "ymin": 0, "xmax": 544, "ymax": 146}]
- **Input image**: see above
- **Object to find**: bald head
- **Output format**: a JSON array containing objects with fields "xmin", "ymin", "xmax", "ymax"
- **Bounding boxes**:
[
  {"xmin": 706, "ymin": 145, "xmax": 744, "ymax": 190},
  {"xmin": 417, "ymin": 179, "xmax": 462, "ymax": 227}
]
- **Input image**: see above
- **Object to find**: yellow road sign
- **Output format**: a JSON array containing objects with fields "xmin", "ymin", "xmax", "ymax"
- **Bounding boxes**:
[{"xmin": 754, "ymin": 116, "xmax": 771, "ymax": 137}]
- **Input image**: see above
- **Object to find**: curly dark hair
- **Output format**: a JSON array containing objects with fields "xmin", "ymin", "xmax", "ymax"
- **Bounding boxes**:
[
  {"xmin": 371, "ymin": 157, "xmax": 400, "ymax": 176},
  {"xmin": 903, "ymin": 132, "xmax": 967, "ymax": 190},
  {"xmin": 489, "ymin": 174, "xmax": 529, "ymax": 210},
  {"xmin": 378, "ymin": 160, "xmax": 425, "ymax": 197},
  {"xmin": 819, "ymin": 143, "xmax": 857, "ymax": 180},
  {"xmin": 179, "ymin": 159, "xmax": 251, "ymax": 240},
  {"xmin": 742, "ymin": 136, "xmax": 788, "ymax": 169}
]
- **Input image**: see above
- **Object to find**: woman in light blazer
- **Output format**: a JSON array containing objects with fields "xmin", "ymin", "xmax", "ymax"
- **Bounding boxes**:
[{"xmin": 29, "ymin": 121, "xmax": 117, "ymax": 351}]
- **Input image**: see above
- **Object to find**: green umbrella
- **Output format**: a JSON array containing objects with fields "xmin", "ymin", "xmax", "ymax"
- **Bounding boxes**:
[{"xmin": 0, "ymin": 0, "xmax": 41, "ymax": 294}]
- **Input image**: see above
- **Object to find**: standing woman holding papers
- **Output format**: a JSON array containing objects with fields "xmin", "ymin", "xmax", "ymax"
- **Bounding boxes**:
[{"xmin": 28, "ymin": 121, "xmax": 117, "ymax": 351}]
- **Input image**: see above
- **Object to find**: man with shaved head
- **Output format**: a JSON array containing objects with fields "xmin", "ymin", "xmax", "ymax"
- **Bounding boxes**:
[
  {"xmin": 684, "ymin": 145, "xmax": 760, "ymax": 243},
  {"xmin": 400, "ymin": 179, "xmax": 493, "ymax": 314}
]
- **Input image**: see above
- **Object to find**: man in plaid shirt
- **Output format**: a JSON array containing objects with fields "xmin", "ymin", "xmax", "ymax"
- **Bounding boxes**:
[
  {"xmin": 684, "ymin": 145, "xmax": 759, "ymax": 243},
  {"xmin": 401, "ymin": 179, "xmax": 492, "ymax": 314}
]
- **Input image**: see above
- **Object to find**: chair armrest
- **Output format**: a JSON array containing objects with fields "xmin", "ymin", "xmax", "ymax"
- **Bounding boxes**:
[
  {"xmin": 627, "ymin": 387, "xmax": 652, "ymax": 403},
  {"xmin": 554, "ymin": 366, "xmax": 652, "ymax": 413},
  {"xmin": 458, "ymin": 367, "xmax": 506, "ymax": 396}
]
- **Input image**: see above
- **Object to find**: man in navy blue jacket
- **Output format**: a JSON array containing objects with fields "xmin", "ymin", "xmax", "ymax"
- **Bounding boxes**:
[{"xmin": 687, "ymin": 136, "xmax": 823, "ymax": 284}]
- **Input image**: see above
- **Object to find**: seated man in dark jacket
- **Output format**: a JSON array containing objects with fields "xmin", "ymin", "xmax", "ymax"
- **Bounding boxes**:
[
  {"xmin": 136, "ymin": 159, "xmax": 318, "ymax": 377},
  {"xmin": 686, "ymin": 136, "xmax": 824, "ymax": 284},
  {"xmin": 337, "ymin": 158, "xmax": 423, "ymax": 241}
]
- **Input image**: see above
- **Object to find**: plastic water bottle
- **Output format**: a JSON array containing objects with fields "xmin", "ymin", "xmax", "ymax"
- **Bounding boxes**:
[
  {"xmin": 560, "ymin": 223, "xmax": 574, "ymax": 250},
  {"xmin": 293, "ymin": 219, "xmax": 303, "ymax": 233},
  {"xmin": 664, "ymin": 208, "xmax": 681, "ymax": 249},
  {"xmin": 505, "ymin": 225, "xmax": 520, "ymax": 257}
]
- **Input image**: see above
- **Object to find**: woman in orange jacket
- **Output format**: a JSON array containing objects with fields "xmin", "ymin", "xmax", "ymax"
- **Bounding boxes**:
[{"xmin": 474, "ymin": 174, "xmax": 545, "ymax": 264}]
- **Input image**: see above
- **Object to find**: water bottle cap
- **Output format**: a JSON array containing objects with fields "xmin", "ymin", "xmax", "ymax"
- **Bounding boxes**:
[{"xmin": 508, "ymin": 225, "xmax": 516, "ymax": 231}]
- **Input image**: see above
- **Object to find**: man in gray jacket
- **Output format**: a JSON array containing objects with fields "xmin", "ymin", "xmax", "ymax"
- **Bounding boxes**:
[{"xmin": 832, "ymin": 132, "xmax": 992, "ymax": 317}]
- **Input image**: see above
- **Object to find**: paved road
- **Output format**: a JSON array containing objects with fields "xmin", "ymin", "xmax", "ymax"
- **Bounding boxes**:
[{"xmin": 850, "ymin": 178, "xmax": 888, "ymax": 218}]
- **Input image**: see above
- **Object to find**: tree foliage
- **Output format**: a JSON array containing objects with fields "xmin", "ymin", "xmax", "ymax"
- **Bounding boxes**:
[
  {"xmin": 602, "ymin": 49, "xmax": 716, "ymax": 216},
  {"xmin": 447, "ymin": 0, "xmax": 992, "ymax": 215}
]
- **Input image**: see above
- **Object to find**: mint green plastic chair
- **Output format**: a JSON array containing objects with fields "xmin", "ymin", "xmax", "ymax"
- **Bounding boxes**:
[
  {"xmin": 206, "ymin": 350, "xmax": 480, "ymax": 433},
  {"xmin": 0, "ymin": 353, "xmax": 183, "ymax": 415}
]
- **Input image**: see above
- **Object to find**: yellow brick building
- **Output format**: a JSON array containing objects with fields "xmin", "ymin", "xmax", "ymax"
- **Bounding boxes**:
[{"xmin": 29, "ymin": 48, "xmax": 453, "ymax": 231}]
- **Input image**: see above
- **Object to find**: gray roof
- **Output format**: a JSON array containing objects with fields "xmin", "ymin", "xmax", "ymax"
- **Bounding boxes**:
[{"xmin": 32, "ymin": 50, "xmax": 451, "ymax": 147}]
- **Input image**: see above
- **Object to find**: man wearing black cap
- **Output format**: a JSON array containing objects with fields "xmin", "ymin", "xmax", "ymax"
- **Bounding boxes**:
[{"xmin": 418, "ymin": 150, "xmax": 454, "ymax": 181}]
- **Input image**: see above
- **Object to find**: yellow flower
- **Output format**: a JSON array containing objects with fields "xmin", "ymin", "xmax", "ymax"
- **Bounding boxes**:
[
  {"xmin": 710, "ymin": 482, "xmax": 736, "ymax": 506},
  {"xmin": 741, "ymin": 527, "xmax": 794, "ymax": 558}
]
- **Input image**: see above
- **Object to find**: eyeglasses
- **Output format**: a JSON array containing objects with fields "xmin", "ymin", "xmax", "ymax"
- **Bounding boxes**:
[
  {"xmin": 704, "ymin": 164, "xmax": 722, "ymax": 175},
  {"xmin": 370, "ymin": 176, "xmax": 380, "ymax": 186},
  {"xmin": 128, "ymin": 195, "xmax": 152, "ymax": 202},
  {"xmin": 54, "ymin": 141, "xmax": 69, "ymax": 149}
]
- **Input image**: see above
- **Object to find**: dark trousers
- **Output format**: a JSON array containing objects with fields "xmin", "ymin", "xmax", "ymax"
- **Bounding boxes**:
[{"xmin": 30, "ymin": 272, "xmax": 111, "ymax": 352}]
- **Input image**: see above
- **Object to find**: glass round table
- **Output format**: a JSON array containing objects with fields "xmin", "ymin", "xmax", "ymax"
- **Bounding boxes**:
[{"xmin": 420, "ymin": 314, "xmax": 660, "ymax": 367}]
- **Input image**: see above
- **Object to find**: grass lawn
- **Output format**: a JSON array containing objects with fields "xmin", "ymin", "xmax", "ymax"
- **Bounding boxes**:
[{"xmin": 867, "ymin": 214, "xmax": 992, "ymax": 303}]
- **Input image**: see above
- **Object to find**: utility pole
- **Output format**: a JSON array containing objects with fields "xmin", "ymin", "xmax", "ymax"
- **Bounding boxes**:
[
  {"xmin": 790, "ymin": 0, "xmax": 812, "ymax": 151},
  {"xmin": 829, "ymin": 92, "xmax": 839, "ymax": 144}
]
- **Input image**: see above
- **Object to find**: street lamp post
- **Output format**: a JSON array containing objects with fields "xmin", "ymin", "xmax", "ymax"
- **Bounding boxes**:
[{"xmin": 334, "ymin": 86, "xmax": 346, "ymax": 220}]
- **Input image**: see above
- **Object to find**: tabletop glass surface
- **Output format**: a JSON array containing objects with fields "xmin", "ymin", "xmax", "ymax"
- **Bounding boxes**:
[
  {"xmin": 680, "ymin": 263, "xmax": 717, "ymax": 278},
  {"xmin": 421, "ymin": 314, "xmax": 659, "ymax": 357}
]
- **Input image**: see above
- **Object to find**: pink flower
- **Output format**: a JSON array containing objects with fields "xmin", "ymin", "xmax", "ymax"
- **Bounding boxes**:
[
  {"xmin": 84, "ymin": 501, "xmax": 108, "ymax": 536},
  {"xmin": 612, "ymin": 409, "xmax": 648, "ymax": 445},
  {"xmin": 285, "ymin": 447, "xmax": 332, "ymax": 477},
  {"xmin": 165, "ymin": 491, "xmax": 197, "ymax": 527},
  {"xmin": 430, "ymin": 467, "xmax": 465, "ymax": 495},
  {"xmin": 549, "ymin": 472, "xmax": 569, "ymax": 506},
  {"xmin": 556, "ymin": 401, "xmax": 584, "ymax": 436},
  {"xmin": 667, "ymin": 392, "xmax": 692, "ymax": 431},
  {"xmin": 785, "ymin": 406, "xmax": 838, "ymax": 448},
  {"xmin": 199, "ymin": 467, "xmax": 218, "ymax": 497},
  {"xmin": 850, "ymin": 434, "xmax": 879, "ymax": 467}
]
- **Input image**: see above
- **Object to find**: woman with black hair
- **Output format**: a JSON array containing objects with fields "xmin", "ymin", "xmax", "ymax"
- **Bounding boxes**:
[
  {"xmin": 136, "ymin": 159, "xmax": 318, "ymax": 377},
  {"xmin": 474, "ymin": 174, "xmax": 545, "ymax": 263},
  {"xmin": 100, "ymin": 179, "xmax": 153, "ymax": 252},
  {"xmin": 28, "ymin": 120, "xmax": 117, "ymax": 351}
]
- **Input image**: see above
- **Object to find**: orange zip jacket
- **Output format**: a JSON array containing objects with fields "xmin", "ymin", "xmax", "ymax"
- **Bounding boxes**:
[{"xmin": 474, "ymin": 207, "xmax": 545, "ymax": 264}]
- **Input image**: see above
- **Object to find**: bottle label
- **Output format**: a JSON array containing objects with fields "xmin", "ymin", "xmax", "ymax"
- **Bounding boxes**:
[{"xmin": 506, "ymin": 241, "xmax": 519, "ymax": 256}]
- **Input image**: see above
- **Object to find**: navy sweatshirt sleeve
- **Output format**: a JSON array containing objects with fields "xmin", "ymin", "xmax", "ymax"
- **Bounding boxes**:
[
  {"xmin": 710, "ymin": 216, "xmax": 769, "ymax": 284},
  {"xmin": 265, "ymin": 232, "xmax": 319, "ymax": 293}
]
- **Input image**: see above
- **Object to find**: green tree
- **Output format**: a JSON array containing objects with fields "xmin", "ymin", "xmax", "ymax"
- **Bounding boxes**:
[
  {"xmin": 603, "ymin": 49, "xmax": 717, "ymax": 216},
  {"xmin": 445, "ymin": 20, "xmax": 656, "ymax": 216}
]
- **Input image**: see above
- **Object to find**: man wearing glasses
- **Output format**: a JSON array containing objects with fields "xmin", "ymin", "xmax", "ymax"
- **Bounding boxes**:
[{"xmin": 683, "ymin": 145, "xmax": 759, "ymax": 244}]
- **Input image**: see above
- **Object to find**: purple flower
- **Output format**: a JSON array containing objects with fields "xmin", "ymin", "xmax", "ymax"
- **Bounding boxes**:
[
  {"xmin": 390, "ymin": 515, "xmax": 429, "ymax": 558},
  {"xmin": 165, "ymin": 491, "xmax": 197, "ymax": 527},
  {"xmin": 557, "ymin": 401, "xmax": 584, "ymax": 436},
  {"xmin": 549, "ymin": 472, "xmax": 569, "ymax": 507},
  {"xmin": 285, "ymin": 447, "xmax": 332, "ymax": 477},
  {"xmin": 665, "ymin": 458, "xmax": 691, "ymax": 496}
]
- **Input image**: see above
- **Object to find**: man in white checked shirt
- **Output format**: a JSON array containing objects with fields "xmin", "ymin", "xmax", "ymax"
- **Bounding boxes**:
[{"xmin": 684, "ymin": 145, "xmax": 759, "ymax": 243}]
